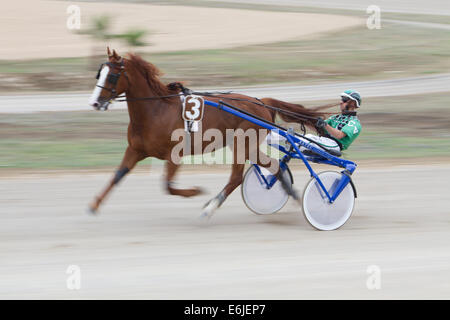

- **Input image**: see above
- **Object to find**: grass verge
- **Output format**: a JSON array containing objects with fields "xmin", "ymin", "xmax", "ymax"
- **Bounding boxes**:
[{"xmin": 1, "ymin": 92, "xmax": 450, "ymax": 169}]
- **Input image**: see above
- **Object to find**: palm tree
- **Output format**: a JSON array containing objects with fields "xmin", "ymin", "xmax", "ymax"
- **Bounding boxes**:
[
  {"xmin": 77, "ymin": 15, "xmax": 113, "ymax": 70},
  {"xmin": 77, "ymin": 15, "xmax": 149, "ymax": 70},
  {"xmin": 111, "ymin": 29, "xmax": 148, "ymax": 48}
]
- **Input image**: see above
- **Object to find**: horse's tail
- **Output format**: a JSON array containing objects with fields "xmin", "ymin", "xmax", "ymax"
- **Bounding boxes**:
[{"xmin": 260, "ymin": 98, "xmax": 335, "ymax": 130}]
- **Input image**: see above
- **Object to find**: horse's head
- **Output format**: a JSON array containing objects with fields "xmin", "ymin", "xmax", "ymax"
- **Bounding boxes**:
[{"xmin": 89, "ymin": 48, "xmax": 129, "ymax": 111}]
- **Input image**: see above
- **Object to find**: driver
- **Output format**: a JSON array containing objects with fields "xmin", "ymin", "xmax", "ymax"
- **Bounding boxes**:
[{"xmin": 302, "ymin": 89, "xmax": 362, "ymax": 153}]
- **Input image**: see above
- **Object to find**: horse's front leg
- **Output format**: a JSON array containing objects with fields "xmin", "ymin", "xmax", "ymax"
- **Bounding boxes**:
[
  {"xmin": 88, "ymin": 146, "xmax": 144, "ymax": 214},
  {"xmin": 165, "ymin": 159, "xmax": 203, "ymax": 197}
]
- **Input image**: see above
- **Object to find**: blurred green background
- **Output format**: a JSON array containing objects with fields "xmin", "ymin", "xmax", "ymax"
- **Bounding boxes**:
[{"xmin": 2, "ymin": 92, "xmax": 449, "ymax": 169}]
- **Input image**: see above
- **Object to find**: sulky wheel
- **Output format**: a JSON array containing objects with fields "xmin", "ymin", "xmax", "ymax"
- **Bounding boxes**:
[
  {"xmin": 302, "ymin": 171, "xmax": 355, "ymax": 231},
  {"xmin": 241, "ymin": 165, "xmax": 293, "ymax": 215}
]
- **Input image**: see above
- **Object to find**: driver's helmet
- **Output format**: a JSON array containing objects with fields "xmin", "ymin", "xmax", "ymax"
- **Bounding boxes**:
[{"xmin": 340, "ymin": 89, "xmax": 361, "ymax": 108}]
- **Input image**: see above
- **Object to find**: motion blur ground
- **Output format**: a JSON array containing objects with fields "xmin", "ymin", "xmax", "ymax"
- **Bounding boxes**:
[
  {"xmin": 1, "ymin": 0, "xmax": 450, "ymax": 299},
  {"xmin": 1, "ymin": 163, "xmax": 450, "ymax": 299}
]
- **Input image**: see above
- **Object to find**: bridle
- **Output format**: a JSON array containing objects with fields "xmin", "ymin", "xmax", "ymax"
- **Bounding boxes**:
[
  {"xmin": 93, "ymin": 59, "xmax": 182, "ymax": 108},
  {"xmin": 95, "ymin": 59, "xmax": 129, "ymax": 103}
]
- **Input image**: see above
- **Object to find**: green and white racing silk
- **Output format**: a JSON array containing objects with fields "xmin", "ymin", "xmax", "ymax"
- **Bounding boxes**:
[{"xmin": 325, "ymin": 114, "xmax": 362, "ymax": 150}]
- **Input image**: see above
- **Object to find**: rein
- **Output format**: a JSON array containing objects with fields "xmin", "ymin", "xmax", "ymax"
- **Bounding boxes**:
[
  {"xmin": 197, "ymin": 92, "xmax": 321, "ymax": 122},
  {"xmin": 95, "ymin": 61, "xmax": 333, "ymax": 127},
  {"xmin": 115, "ymin": 83, "xmax": 324, "ymax": 124},
  {"xmin": 115, "ymin": 93, "xmax": 183, "ymax": 102}
]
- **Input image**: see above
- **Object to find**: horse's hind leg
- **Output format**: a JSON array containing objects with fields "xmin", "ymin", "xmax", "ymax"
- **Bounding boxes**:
[
  {"xmin": 165, "ymin": 160, "xmax": 203, "ymax": 197},
  {"xmin": 255, "ymin": 136, "xmax": 300, "ymax": 201},
  {"xmin": 201, "ymin": 162, "xmax": 245, "ymax": 219},
  {"xmin": 200, "ymin": 128, "xmax": 296, "ymax": 219},
  {"xmin": 88, "ymin": 147, "xmax": 144, "ymax": 214},
  {"xmin": 200, "ymin": 154, "xmax": 281, "ymax": 219},
  {"xmin": 201, "ymin": 129, "xmax": 268, "ymax": 219}
]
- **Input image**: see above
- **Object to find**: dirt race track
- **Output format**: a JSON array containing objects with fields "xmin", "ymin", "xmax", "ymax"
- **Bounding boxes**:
[
  {"xmin": 1, "ymin": 163, "xmax": 450, "ymax": 299},
  {"xmin": 1, "ymin": 1, "xmax": 362, "ymax": 60}
]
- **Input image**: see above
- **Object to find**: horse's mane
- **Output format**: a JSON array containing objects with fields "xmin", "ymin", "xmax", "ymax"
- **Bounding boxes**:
[{"xmin": 126, "ymin": 53, "xmax": 178, "ymax": 101}]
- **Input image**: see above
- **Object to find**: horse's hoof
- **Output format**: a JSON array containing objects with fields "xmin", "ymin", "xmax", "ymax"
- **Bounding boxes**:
[
  {"xmin": 291, "ymin": 188, "xmax": 301, "ymax": 201},
  {"xmin": 278, "ymin": 171, "xmax": 300, "ymax": 201},
  {"xmin": 170, "ymin": 187, "xmax": 204, "ymax": 197},
  {"xmin": 199, "ymin": 206, "xmax": 212, "ymax": 219},
  {"xmin": 200, "ymin": 197, "xmax": 220, "ymax": 220},
  {"xmin": 87, "ymin": 206, "xmax": 98, "ymax": 215},
  {"xmin": 199, "ymin": 211, "xmax": 211, "ymax": 220},
  {"xmin": 184, "ymin": 187, "xmax": 203, "ymax": 197},
  {"xmin": 198, "ymin": 210, "xmax": 214, "ymax": 226},
  {"xmin": 193, "ymin": 187, "xmax": 205, "ymax": 196}
]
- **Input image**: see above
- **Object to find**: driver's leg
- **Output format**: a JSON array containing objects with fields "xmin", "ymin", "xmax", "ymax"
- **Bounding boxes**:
[{"xmin": 301, "ymin": 134, "xmax": 340, "ymax": 153}]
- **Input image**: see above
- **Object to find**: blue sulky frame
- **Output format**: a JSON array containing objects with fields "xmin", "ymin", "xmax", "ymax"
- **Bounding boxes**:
[{"xmin": 204, "ymin": 99, "xmax": 357, "ymax": 204}]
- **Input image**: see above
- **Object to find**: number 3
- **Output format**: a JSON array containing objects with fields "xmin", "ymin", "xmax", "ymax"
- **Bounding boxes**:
[{"xmin": 186, "ymin": 98, "xmax": 201, "ymax": 120}]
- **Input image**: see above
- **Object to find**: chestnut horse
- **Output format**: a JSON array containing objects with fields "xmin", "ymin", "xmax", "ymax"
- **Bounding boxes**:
[{"xmin": 88, "ymin": 48, "xmax": 327, "ymax": 218}]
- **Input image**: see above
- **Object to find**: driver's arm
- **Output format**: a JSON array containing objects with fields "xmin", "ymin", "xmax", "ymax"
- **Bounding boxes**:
[{"xmin": 325, "ymin": 124, "xmax": 346, "ymax": 140}]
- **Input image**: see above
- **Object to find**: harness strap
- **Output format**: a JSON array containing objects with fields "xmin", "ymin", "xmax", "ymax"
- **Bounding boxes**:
[
  {"xmin": 115, "ymin": 93, "xmax": 184, "ymax": 102},
  {"xmin": 109, "ymin": 78, "xmax": 325, "ymax": 130},
  {"xmin": 192, "ymin": 92, "xmax": 320, "ymax": 123}
]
